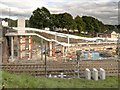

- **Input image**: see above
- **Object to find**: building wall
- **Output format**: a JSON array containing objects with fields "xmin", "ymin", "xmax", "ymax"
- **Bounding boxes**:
[
  {"xmin": 98, "ymin": 34, "xmax": 111, "ymax": 38},
  {"xmin": 2, "ymin": 28, "xmax": 10, "ymax": 63},
  {"xmin": 19, "ymin": 36, "xmax": 32, "ymax": 59},
  {"xmin": 0, "ymin": 26, "xmax": 11, "ymax": 64},
  {"xmin": 111, "ymin": 31, "xmax": 118, "ymax": 39},
  {"xmin": 98, "ymin": 31, "xmax": 118, "ymax": 39}
]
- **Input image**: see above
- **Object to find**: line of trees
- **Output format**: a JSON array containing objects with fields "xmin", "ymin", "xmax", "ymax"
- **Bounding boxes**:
[
  {"xmin": 2, "ymin": 7, "xmax": 119, "ymax": 36},
  {"xmin": 29, "ymin": 7, "xmax": 107, "ymax": 36}
]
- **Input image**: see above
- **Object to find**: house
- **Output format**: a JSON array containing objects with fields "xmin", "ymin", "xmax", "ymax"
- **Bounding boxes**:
[
  {"xmin": 2, "ymin": 20, "xmax": 8, "ymax": 27},
  {"xmin": 97, "ymin": 31, "xmax": 118, "ymax": 39},
  {"xmin": 111, "ymin": 31, "xmax": 118, "ymax": 39}
]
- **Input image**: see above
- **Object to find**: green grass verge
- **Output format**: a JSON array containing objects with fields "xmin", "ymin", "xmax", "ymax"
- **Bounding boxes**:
[{"xmin": 1, "ymin": 71, "xmax": 119, "ymax": 88}]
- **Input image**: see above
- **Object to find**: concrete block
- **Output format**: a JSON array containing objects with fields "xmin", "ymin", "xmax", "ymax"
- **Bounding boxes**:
[
  {"xmin": 58, "ymin": 73, "xmax": 66, "ymax": 78},
  {"xmin": 85, "ymin": 68, "xmax": 91, "ymax": 80},
  {"xmin": 2, "ymin": 20, "xmax": 8, "ymax": 27},
  {"xmin": 60, "ymin": 73, "xmax": 64, "ymax": 78},
  {"xmin": 99, "ymin": 68, "xmax": 105, "ymax": 80},
  {"xmin": 54, "ymin": 75, "xmax": 57, "ymax": 78},
  {"xmin": 92, "ymin": 68, "xmax": 98, "ymax": 80},
  {"xmin": 49, "ymin": 74, "xmax": 52, "ymax": 78}
]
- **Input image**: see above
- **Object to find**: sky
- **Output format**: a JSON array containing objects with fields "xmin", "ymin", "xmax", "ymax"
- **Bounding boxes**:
[{"xmin": 0, "ymin": 0, "xmax": 119, "ymax": 25}]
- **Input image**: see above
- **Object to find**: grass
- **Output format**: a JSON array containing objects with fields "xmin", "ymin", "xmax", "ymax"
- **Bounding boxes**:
[{"xmin": 1, "ymin": 71, "xmax": 119, "ymax": 88}]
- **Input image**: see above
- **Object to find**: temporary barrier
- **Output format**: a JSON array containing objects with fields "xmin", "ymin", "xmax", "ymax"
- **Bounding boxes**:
[
  {"xmin": 92, "ymin": 68, "xmax": 98, "ymax": 80},
  {"xmin": 99, "ymin": 68, "xmax": 105, "ymax": 80},
  {"xmin": 85, "ymin": 68, "xmax": 91, "ymax": 80}
]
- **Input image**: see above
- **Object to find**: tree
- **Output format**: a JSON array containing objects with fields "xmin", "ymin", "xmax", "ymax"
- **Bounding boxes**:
[
  {"xmin": 49, "ymin": 14, "xmax": 61, "ymax": 31},
  {"xmin": 3, "ymin": 18, "xmax": 17, "ymax": 27},
  {"xmin": 117, "ymin": 25, "xmax": 120, "ymax": 33},
  {"xmin": 51, "ymin": 13, "xmax": 73, "ymax": 32},
  {"xmin": 105, "ymin": 25, "xmax": 118, "ymax": 33},
  {"xmin": 71, "ymin": 20, "xmax": 77, "ymax": 32},
  {"xmin": 29, "ymin": 7, "xmax": 51, "ymax": 29},
  {"xmin": 82, "ymin": 16, "xmax": 95, "ymax": 35},
  {"xmin": 74, "ymin": 16, "xmax": 86, "ymax": 33},
  {"xmin": 62, "ymin": 12, "xmax": 74, "ymax": 33},
  {"xmin": 29, "ymin": 7, "xmax": 112, "ymax": 37},
  {"xmin": 25, "ymin": 20, "xmax": 29, "ymax": 27},
  {"xmin": 82, "ymin": 16, "xmax": 105, "ymax": 36}
]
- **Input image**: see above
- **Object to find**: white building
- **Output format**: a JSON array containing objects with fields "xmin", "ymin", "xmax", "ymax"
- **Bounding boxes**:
[{"xmin": 2, "ymin": 20, "xmax": 8, "ymax": 27}]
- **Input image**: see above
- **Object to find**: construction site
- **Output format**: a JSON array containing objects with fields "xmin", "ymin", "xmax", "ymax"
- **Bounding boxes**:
[{"xmin": 0, "ymin": 18, "xmax": 120, "ymax": 79}]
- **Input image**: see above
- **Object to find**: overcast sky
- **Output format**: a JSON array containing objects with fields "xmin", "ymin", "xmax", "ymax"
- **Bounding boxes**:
[{"xmin": 0, "ymin": 0, "xmax": 119, "ymax": 25}]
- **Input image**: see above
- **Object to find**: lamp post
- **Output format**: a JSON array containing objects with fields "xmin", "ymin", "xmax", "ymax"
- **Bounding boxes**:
[{"xmin": 76, "ymin": 50, "xmax": 82, "ymax": 78}]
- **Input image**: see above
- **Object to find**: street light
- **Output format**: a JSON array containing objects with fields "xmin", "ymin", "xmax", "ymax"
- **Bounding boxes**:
[{"xmin": 76, "ymin": 50, "xmax": 82, "ymax": 78}]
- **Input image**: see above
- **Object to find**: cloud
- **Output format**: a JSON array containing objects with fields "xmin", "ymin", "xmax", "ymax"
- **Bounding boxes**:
[
  {"xmin": 0, "ymin": 0, "xmax": 46, "ymax": 9},
  {"xmin": 0, "ymin": 0, "xmax": 118, "ymax": 25},
  {"xmin": 0, "ymin": 0, "xmax": 46, "ymax": 19},
  {"xmin": 48, "ymin": 1, "xmax": 118, "ymax": 25}
]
